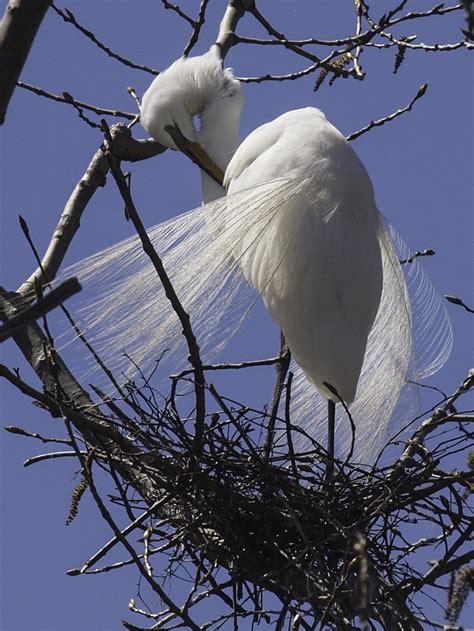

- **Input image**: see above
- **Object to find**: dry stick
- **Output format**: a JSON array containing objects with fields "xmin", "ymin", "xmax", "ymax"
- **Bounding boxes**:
[
  {"xmin": 393, "ymin": 371, "xmax": 473, "ymax": 471},
  {"xmin": 18, "ymin": 213, "xmax": 126, "ymax": 397},
  {"xmin": 4, "ymin": 425, "xmax": 71, "ymax": 445},
  {"xmin": 183, "ymin": 0, "xmax": 211, "ymax": 56},
  {"xmin": 0, "ymin": 0, "xmax": 51, "ymax": 124},
  {"xmin": 0, "ymin": 277, "xmax": 80, "ymax": 342},
  {"xmin": 64, "ymin": 421, "xmax": 201, "ymax": 631},
  {"xmin": 445, "ymin": 295, "xmax": 474, "ymax": 314},
  {"xmin": 17, "ymin": 81, "xmax": 135, "ymax": 120},
  {"xmin": 24, "ymin": 450, "xmax": 87, "ymax": 467},
  {"xmin": 264, "ymin": 333, "xmax": 291, "ymax": 459},
  {"xmin": 161, "ymin": 0, "xmax": 197, "ymax": 27},
  {"xmin": 236, "ymin": 2, "xmax": 463, "ymax": 49},
  {"xmin": 0, "ymin": 290, "xmax": 93, "ymax": 408},
  {"xmin": 17, "ymin": 125, "xmax": 165, "ymax": 299},
  {"xmin": 283, "ymin": 372, "xmax": 298, "ymax": 479},
  {"xmin": 247, "ymin": 4, "xmax": 360, "ymax": 81},
  {"xmin": 77, "ymin": 497, "xmax": 170, "ymax": 575},
  {"xmin": 171, "ymin": 356, "xmax": 281, "ymax": 380},
  {"xmin": 347, "ymin": 82, "xmax": 428, "ymax": 141},
  {"xmin": 101, "ymin": 120, "xmax": 206, "ymax": 458},
  {"xmin": 399, "ymin": 248, "xmax": 435, "ymax": 264},
  {"xmin": 51, "ymin": 4, "xmax": 159, "ymax": 75}
]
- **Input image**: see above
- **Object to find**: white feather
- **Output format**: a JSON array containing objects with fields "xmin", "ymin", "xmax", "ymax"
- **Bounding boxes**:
[{"xmin": 56, "ymin": 53, "xmax": 452, "ymax": 463}]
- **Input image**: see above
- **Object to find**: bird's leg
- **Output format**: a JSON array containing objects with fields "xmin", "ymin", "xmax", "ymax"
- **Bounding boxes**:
[{"xmin": 325, "ymin": 399, "xmax": 336, "ymax": 482}]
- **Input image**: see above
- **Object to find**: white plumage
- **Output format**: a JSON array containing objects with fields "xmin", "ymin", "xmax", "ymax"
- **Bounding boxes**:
[{"xmin": 60, "ymin": 49, "xmax": 452, "ymax": 461}]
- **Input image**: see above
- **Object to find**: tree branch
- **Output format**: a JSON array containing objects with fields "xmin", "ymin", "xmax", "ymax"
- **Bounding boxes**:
[
  {"xmin": 51, "ymin": 4, "xmax": 159, "ymax": 75},
  {"xmin": 0, "ymin": 0, "xmax": 51, "ymax": 124},
  {"xmin": 17, "ymin": 125, "xmax": 165, "ymax": 298},
  {"xmin": 101, "ymin": 120, "xmax": 206, "ymax": 457},
  {"xmin": 347, "ymin": 83, "xmax": 428, "ymax": 141}
]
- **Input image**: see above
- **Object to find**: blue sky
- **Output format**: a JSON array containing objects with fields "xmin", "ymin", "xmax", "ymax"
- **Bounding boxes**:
[{"xmin": 1, "ymin": 1, "xmax": 473, "ymax": 629}]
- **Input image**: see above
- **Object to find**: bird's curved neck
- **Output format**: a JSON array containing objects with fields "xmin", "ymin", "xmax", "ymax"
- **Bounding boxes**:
[{"xmin": 198, "ymin": 99, "xmax": 241, "ymax": 203}]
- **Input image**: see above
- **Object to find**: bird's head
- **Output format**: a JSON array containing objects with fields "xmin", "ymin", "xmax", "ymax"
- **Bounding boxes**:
[{"xmin": 140, "ymin": 48, "xmax": 243, "ymax": 185}]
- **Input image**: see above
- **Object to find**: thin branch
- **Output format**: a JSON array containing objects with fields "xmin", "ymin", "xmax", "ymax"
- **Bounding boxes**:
[
  {"xmin": 51, "ymin": 5, "xmax": 159, "ymax": 75},
  {"xmin": 399, "ymin": 248, "xmax": 435, "ymax": 265},
  {"xmin": 395, "ymin": 371, "xmax": 474, "ymax": 469},
  {"xmin": 183, "ymin": 0, "xmax": 211, "ymax": 57},
  {"xmin": 445, "ymin": 295, "xmax": 474, "ymax": 314},
  {"xmin": 17, "ymin": 81, "xmax": 135, "ymax": 120},
  {"xmin": 78, "ymin": 497, "xmax": 169, "ymax": 574},
  {"xmin": 347, "ymin": 83, "xmax": 428, "ymax": 141},
  {"xmin": 171, "ymin": 356, "xmax": 281, "ymax": 380},
  {"xmin": 24, "ymin": 450, "xmax": 87, "ymax": 467},
  {"xmin": 264, "ymin": 333, "xmax": 291, "ymax": 459},
  {"xmin": 4, "ymin": 425, "xmax": 70, "ymax": 445},
  {"xmin": 238, "ymin": 62, "xmax": 321, "ymax": 84},
  {"xmin": 0, "ymin": 277, "xmax": 80, "ymax": 341},
  {"xmin": 65, "ymin": 424, "xmax": 202, "ymax": 631},
  {"xmin": 161, "ymin": 0, "xmax": 196, "ymax": 27},
  {"xmin": 101, "ymin": 120, "xmax": 206, "ymax": 457},
  {"xmin": 17, "ymin": 125, "xmax": 165, "ymax": 298}
]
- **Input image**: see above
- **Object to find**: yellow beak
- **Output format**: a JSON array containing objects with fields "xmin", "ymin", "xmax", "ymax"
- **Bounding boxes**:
[{"xmin": 164, "ymin": 124, "xmax": 225, "ymax": 187}]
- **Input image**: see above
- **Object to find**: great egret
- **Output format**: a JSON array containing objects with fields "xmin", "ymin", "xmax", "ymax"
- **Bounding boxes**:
[{"xmin": 63, "ymin": 48, "xmax": 452, "ymax": 462}]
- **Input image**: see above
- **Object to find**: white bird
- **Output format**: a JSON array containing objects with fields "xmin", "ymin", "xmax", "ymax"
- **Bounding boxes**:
[{"xmin": 64, "ymin": 48, "xmax": 452, "ymax": 462}]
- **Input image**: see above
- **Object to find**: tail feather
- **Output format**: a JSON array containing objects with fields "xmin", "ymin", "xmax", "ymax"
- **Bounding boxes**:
[{"xmin": 57, "ymin": 184, "xmax": 451, "ymax": 463}]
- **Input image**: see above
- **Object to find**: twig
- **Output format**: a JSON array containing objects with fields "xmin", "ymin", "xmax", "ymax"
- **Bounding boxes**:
[
  {"xmin": 51, "ymin": 5, "xmax": 158, "ymax": 75},
  {"xmin": 17, "ymin": 124, "xmax": 165, "ymax": 298},
  {"xmin": 171, "ymin": 356, "xmax": 281, "ymax": 380},
  {"xmin": 143, "ymin": 527, "xmax": 153, "ymax": 577},
  {"xmin": 395, "ymin": 371, "xmax": 474, "ymax": 469},
  {"xmin": 24, "ymin": 450, "xmax": 87, "ymax": 467},
  {"xmin": 65, "ymin": 422, "xmax": 202, "ymax": 631},
  {"xmin": 399, "ymin": 248, "xmax": 435, "ymax": 264},
  {"xmin": 347, "ymin": 83, "xmax": 428, "ymax": 141},
  {"xmin": 78, "ymin": 497, "xmax": 169, "ymax": 574},
  {"xmin": 161, "ymin": 0, "xmax": 196, "ymax": 27},
  {"xmin": 445, "ymin": 295, "xmax": 474, "ymax": 314},
  {"xmin": 17, "ymin": 81, "xmax": 135, "ymax": 120},
  {"xmin": 4, "ymin": 425, "xmax": 70, "ymax": 445},
  {"xmin": 101, "ymin": 120, "xmax": 206, "ymax": 457},
  {"xmin": 264, "ymin": 333, "xmax": 291, "ymax": 459},
  {"xmin": 0, "ymin": 277, "xmax": 81, "ymax": 342},
  {"xmin": 183, "ymin": 0, "xmax": 210, "ymax": 56},
  {"xmin": 284, "ymin": 372, "xmax": 298, "ymax": 479}
]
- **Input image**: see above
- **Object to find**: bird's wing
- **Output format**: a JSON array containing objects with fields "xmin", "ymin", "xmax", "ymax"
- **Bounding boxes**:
[
  {"xmin": 56, "ymin": 178, "xmax": 295, "ymax": 390},
  {"xmin": 57, "ymin": 185, "xmax": 451, "ymax": 464}
]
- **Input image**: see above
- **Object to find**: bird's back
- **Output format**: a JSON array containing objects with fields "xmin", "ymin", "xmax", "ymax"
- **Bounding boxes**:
[{"xmin": 226, "ymin": 108, "xmax": 383, "ymax": 403}]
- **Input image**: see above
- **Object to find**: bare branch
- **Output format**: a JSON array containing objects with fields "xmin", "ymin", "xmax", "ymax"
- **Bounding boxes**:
[
  {"xmin": 214, "ymin": 0, "xmax": 254, "ymax": 60},
  {"xmin": 17, "ymin": 125, "xmax": 165, "ymax": 298},
  {"xmin": 445, "ymin": 295, "xmax": 474, "ymax": 314},
  {"xmin": 183, "ymin": 0, "xmax": 211, "ymax": 57},
  {"xmin": 0, "ymin": 277, "xmax": 81, "ymax": 341},
  {"xmin": 51, "ymin": 4, "xmax": 159, "ymax": 75},
  {"xmin": 399, "ymin": 248, "xmax": 435, "ymax": 265},
  {"xmin": 101, "ymin": 120, "xmax": 206, "ymax": 457},
  {"xmin": 24, "ymin": 450, "xmax": 86, "ymax": 467},
  {"xmin": 17, "ymin": 80, "xmax": 135, "ymax": 120},
  {"xmin": 346, "ymin": 82, "xmax": 428, "ymax": 141},
  {"xmin": 161, "ymin": 0, "xmax": 197, "ymax": 27}
]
